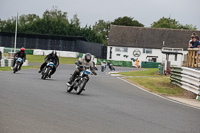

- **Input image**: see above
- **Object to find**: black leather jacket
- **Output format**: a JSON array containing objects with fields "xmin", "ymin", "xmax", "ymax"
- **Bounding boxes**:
[
  {"xmin": 14, "ymin": 51, "xmax": 26, "ymax": 61},
  {"xmin": 45, "ymin": 54, "xmax": 59, "ymax": 67}
]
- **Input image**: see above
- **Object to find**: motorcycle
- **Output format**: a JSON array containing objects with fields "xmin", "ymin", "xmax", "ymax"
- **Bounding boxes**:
[
  {"xmin": 41, "ymin": 61, "xmax": 54, "ymax": 80},
  {"xmin": 101, "ymin": 62, "xmax": 106, "ymax": 72},
  {"xmin": 13, "ymin": 57, "xmax": 23, "ymax": 73},
  {"xmin": 66, "ymin": 67, "xmax": 92, "ymax": 95},
  {"xmin": 108, "ymin": 63, "xmax": 115, "ymax": 71}
]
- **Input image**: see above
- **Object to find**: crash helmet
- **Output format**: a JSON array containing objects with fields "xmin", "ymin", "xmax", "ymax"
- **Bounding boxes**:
[
  {"xmin": 52, "ymin": 50, "xmax": 57, "ymax": 57},
  {"xmin": 20, "ymin": 47, "xmax": 25, "ymax": 53},
  {"xmin": 85, "ymin": 53, "xmax": 92, "ymax": 63}
]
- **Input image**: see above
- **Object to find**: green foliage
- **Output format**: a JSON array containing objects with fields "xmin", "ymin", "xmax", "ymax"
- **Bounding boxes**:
[
  {"xmin": 80, "ymin": 25, "xmax": 103, "ymax": 43},
  {"xmin": 111, "ymin": 16, "xmax": 144, "ymax": 27},
  {"xmin": 0, "ymin": 17, "xmax": 16, "ymax": 32},
  {"xmin": 151, "ymin": 17, "xmax": 197, "ymax": 30},
  {"xmin": 93, "ymin": 20, "xmax": 110, "ymax": 45},
  {"xmin": 0, "ymin": 7, "xmax": 103, "ymax": 44},
  {"xmin": 0, "ymin": 8, "xmax": 197, "ymax": 45},
  {"xmin": 70, "ymin": 14, "xmax": 80, "ymax": 27}
]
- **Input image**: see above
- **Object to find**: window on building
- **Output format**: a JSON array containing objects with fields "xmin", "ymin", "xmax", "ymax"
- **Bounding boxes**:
[
  {"xmin": 115, "ymin": 47, "xmax": 128, "ymax": 52},
  {"xmin": 143, "ymin": 48, "xmax": 152, "ymax": 54}
]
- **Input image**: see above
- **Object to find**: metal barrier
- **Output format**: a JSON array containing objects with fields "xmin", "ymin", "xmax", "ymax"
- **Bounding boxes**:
[
  {"xmin": 0, "ymin": 59, "xmax": 28, "ymax": 67},
  {"xmin": 170, "ymin": 66, "xmax": 200, "ymax": 100}
]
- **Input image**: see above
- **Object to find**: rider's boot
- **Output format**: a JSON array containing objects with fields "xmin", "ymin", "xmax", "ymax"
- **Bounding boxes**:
[{"xmin": 66, "ymin": 80, "xmax": 72, "ymax": 86}]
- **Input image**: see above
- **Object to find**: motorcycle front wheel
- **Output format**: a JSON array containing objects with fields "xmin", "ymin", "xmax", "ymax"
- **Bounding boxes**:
[
  {"xmin": 76, "ymin": 79, "xmax": 87, "ymax": 95},
  {"xmin": 42, "ymin": 67, "xmax": 50, "ymax": 80}
]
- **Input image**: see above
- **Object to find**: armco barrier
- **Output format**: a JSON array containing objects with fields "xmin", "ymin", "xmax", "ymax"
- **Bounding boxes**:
[
  {"xmin": 0, "ymin": 59, "xmax": 28, "ymax": 67},
  {"xmin": 170, "ymin": 66, "xmax": 200, "ymax": 100}
]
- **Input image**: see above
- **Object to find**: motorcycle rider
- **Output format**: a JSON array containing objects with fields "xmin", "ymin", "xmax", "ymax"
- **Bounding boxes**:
[
  {"xmin": 101, "ymin": 60, "xmax": 106, "ymax": 72},
  {"xmin": 38, "ymin": 50, "xmax": 59, "ymax": 78},
  {"xmin": 11, "ymin": 47, "xmax": 26, "ymax": 70},
  {"xmin": 67, "ymin": 53, "xmax": 97, "ymax": 86},
  {"xmin": 107, "ymin": 62, "xmax": 115, "ymax": 71}
]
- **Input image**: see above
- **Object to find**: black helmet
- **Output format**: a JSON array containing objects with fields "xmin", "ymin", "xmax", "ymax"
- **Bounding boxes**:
[
  {"xmin": 52, "ymin": 50, "xmax": 57, "ymax": 57},
  {"xmin": 85, "ymin": 53, "xmax": 92, "ymax": 62}
]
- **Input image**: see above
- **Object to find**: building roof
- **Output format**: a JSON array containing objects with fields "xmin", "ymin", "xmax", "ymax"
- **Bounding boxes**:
[{"xmin": 108, "ymin": 25, "xmax": 200, "ymax": 50}]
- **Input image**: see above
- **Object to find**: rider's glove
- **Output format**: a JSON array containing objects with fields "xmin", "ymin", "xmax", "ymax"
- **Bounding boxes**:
[{"xmin": 78, "ymin": 65, "xmax": 84, "ymax": 70}]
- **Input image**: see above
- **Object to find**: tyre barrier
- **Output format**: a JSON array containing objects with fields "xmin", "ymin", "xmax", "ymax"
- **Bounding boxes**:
[{"xmin": 170, "ymin": 66, "xmax": 200, "ymax": 100}]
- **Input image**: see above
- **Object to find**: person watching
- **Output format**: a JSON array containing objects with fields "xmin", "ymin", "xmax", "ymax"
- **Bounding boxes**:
[{"xmin": 189, "ymin": 35, "xmax": 200, "ymax": 48}]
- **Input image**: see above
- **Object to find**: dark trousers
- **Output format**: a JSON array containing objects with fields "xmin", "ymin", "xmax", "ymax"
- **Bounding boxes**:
[
  {"xmin": 69, "ymin": 68, "xmax": 90, "ymax": 83},
  {"xmin": 70, "ymin": 68, "xmax": 80, "ymax": 82}
]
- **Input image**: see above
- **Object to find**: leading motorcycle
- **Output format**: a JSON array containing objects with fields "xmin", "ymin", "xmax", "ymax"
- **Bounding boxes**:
[{"xmin": 66, "ymin": 67, "xmax": 93, "ymax": 95}]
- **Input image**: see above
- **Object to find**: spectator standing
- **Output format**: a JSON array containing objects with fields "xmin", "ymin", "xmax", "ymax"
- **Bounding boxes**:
[
  {"xmin": 135, "ymin": 58, "xmax": 140, "ymax": 68},
  {"xmin": 192, "ymin": 32, "xmax": 199, "ymax": 40},
  {"xmin": 189, "ymin": 35, "xmax": 200, "ymax": 48}
]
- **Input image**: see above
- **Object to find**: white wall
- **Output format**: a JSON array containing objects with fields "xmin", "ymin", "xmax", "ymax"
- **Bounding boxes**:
[
  {"xmin": 33, "ymin": 49, "xmax": 79, "ymax": 58},
  {"xmin": 107, "ymin": 46, "xmax": 187, "ymax": 67},
  {"xmin": 0, "ymin": 47, "xmax": 4, "ymax": 52}
]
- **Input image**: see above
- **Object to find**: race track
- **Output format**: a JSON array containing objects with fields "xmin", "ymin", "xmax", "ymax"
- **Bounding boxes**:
[{"xmin": 0, "ymin": 64, "xmax": 200, "ymax": 133}]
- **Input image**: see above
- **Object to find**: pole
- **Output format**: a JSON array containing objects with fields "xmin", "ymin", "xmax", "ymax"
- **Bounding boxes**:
[{"xmin": 14, "ymin": 13, "xmax": 18, "ymax": 53}]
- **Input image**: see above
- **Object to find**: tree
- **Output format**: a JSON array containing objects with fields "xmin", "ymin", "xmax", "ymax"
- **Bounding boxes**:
[
  {"xmin": 178, "ymin": 24, "xmax": 197, "ymax": 30},
  {"xmin": 0, "ymin": 17, "xmax": 16, "ymax": 32},
  {"xmin": 18, "ymin": 14, "xmax": 40, "ymax": 33},
  {"xmin": 111, "ymin": 16, "xmax": 144, "ymax": 27},
  {"xmin": 93, "ymin": 20, "xmax": 110, "ymax": 45},
  {"xmin": 0, "ymin": 7, "xmax": 104, "ymax": 44},
  {"xmin": 151, "ymin": 17, "xmax": 197, "ymax": 30},
  {"xmin": 80, "ymin": 25, "xmax": 103, "ymax": 44},
  {"xmin": 70, "ymin": 14, "xmax": 80, "ymax": 27}
]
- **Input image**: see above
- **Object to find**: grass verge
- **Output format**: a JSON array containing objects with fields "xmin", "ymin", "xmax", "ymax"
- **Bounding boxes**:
[
  {"xmin": 118, "ymin": 68, "xmax": 192, "ymax": 97},
  {"xmin": 27, "ymin": 55, "xmax": 78, "ymax": 64},
  {"xmin": 0, "ymin": 55, "xmax": 78, "ymax": 71},
  {"xmin": 0, "ymin": 66, "xmax": 40, "ymax": 71}
]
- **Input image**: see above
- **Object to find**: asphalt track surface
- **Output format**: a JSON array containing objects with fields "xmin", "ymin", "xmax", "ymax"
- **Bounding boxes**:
[{"xmin": 0, "ymin": 64, "xmax": 200, "ymax": 133}]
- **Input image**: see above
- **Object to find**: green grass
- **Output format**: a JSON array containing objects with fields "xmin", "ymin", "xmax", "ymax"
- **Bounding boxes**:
[
  {"xmin": 0, "ymin": 66, "xmax": 40, "ymax": 71},
  {"xmin": 118, "ymin": 68, "xmax": 184, "ymax": 96},
  {"xmin": 0, "ymin": 55, "xmax": 78, "ymax": 71},
  {"xmin": 119, "ymin": 68, "xmax": 158, "ymax": 76},
  {"xmin": 27, "ymin": 55, "xmax": 78, "ymax": 64}
]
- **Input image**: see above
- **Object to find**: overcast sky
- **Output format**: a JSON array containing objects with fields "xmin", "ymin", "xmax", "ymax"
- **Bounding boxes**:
[{"xmin": 0, "ymin": 0, "xmax": 199, "ymax": 30}]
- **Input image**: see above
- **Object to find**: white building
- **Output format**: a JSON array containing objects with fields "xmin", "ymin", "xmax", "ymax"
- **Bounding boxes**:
[{"xmin": 107, "ymin": 25, "xmax": 199, "ymax": 67}]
